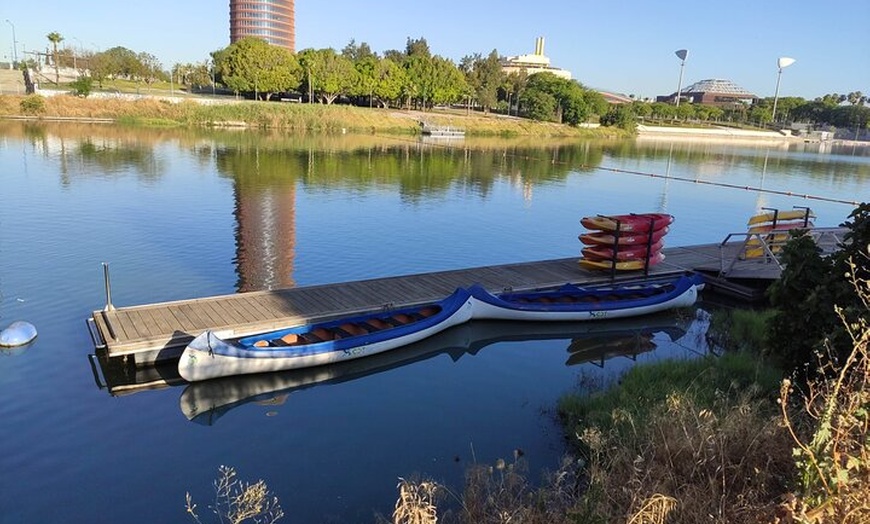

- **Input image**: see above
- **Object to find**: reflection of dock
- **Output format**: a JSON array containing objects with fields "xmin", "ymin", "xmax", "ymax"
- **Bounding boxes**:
[
  {"xmin": 86, "ymin": 234, "xmax": 839, "ymax": 366},
  {"xmin": 420, "ymin": 122, "xmax": 465, "ymax": 138}
]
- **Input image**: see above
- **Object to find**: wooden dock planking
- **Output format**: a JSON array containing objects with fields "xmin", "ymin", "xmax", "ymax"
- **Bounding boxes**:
[{"xmin": 89, "ymin": 236, "xmax": 839, "ymax": 365}]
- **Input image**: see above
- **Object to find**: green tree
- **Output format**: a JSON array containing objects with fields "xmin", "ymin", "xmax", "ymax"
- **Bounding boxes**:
[
  {"xmin": 372, "ymin": 58, "xmax": 405, "ymax": 108},
  {"xmin": 520, "ymin": 89, "xmax": 558, "ymax": 121},
  {"xmin": 85, "ymin": 52, "xmax": 110, "ymax": 88},
  {"xmin": 101, "ymin": 46, "xmax": 140, "ymax": 80},
  {"xmin": 137, "ymin": 52, "xmax": 163, "ymax": 86},
  {"xmin": 405, "ymin": 37, "xmax": 431, "ymax": 58},
  {"xmin": 313, "ymin": 49, "xmax": 356, "ymax": 104},
  {"xmin": 599, "ymin": 104, "xmax": 637, "ymax": 130},
  {"xmin": 500, "ymin": 71, "xmax": 528, "ymax": 116},
  {"xmin": 341, "ymin": 39, "xmax": 376, "ymax": 63},
  {"xmin": 847, "ymin": 91, "xmax": 866, "ymax": 106},
  {"xmin": 518, "ymin": 72, "xmax": 602, "ymax": 125},
  {"xmin": 460, "ymin": 50, "xmax": 505, "ymax": 113},
  {"xmin": 749, "ymin": 104, "xmax": 772, "ymax": 125},
  {"xmin": 429, "ymin": 56, "xmax": 467, "ymax": 107},
  {"xmin": 46, "ymin": 31, "xmax": 63, "ymax": 84},
  {"xmin": 214, "ymin": 37, "xmax": 301, "ymax": 100}
]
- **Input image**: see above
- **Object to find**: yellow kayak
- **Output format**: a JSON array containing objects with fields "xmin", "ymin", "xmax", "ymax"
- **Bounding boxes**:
[
  {"xmin": 747, "ymin": 220, "xmax": 814, "ymax": 234},
  {"xmin": 747, "ymin": 208, "xmax": 814, "ymax": 226},
  {"xmin": 579, "ymin": 253, "xmax": 665, "ymax": 271}
]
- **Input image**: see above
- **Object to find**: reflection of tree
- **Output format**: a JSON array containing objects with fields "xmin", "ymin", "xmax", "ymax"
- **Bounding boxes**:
[
  {"xmin": 74, "ymin": 139, "xmax": 165, "ymax": 181},
  {"xmin": 607, "ymin": 140, "xmax": 870, "ymax": 184}
]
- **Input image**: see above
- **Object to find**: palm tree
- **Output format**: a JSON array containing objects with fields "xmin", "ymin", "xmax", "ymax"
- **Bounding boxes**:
[{"xmin": 47, "ymin": 31, "xmax": 63, "ymax": 84}]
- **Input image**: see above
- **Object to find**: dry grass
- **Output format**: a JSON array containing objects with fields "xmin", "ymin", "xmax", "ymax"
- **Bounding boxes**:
[
  {"xmin": 580, "ymin": 388, "xmax": 794, "ymax": 524},
  {"xmin": 186, "ymin": 465, "xmax": 283, "ymax": 524},
  {"xmin": 778, "ymin": 254, "xmax": 870, "ymax": 523},
  {"xmin": 0, "ymin": 93, "xmax": 630, "ymax": 138},
  {"xmin": 392, "ymin": 477, "xmax": 441, "ymax": 524}
]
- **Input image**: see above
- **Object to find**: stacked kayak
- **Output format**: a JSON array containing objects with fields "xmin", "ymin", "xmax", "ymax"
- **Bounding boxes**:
[
  {"xmin": 579, "ymin": 213, "xmax": 673, "ymax": 271},
  {"xmin": 742, "ymin": 207, "xmax": 814, "ymax": 259}
]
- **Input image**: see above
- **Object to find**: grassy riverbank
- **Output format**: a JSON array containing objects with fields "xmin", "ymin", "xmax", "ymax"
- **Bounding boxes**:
[{"xmin": 0, "ymin": 93, "xmax": 631, "ymax": 138}]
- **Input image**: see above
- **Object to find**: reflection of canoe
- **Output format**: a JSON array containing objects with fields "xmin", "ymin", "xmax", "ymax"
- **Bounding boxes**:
[
  {"xmin": 565, "ymin": 335, "xmax": 657, "ymax": 366},
  {"xmin": 747, "ymin": 208, "xmax": 814, "ymax": 226},
  {"xmin": 579, "ymin": 252, "xmax": 665, "ymax": 271},
  {"xmin": 178, "ymin": 288, "xmax": 476, "ymax": 382},
  {"xmin": 180, "ymin": 314, "xmax": 691, "ymax": 425},
  {"xmin": 579, "ymin": 227, "xmax": 669, "ymax": 246},
  {"xmin": 581, "ymin": 213, "xmax": 673, "ymax": 233},
  {"xmin": 581, "ymin": 240, "xmax": 663, "ymax": 261},
  {"xmin": 468, "ymin": 273, "xmax": 701, "ymax": 322}
]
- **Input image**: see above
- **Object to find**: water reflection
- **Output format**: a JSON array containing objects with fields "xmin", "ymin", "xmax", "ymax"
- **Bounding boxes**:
[{"xmin": 177, "ymin": 311, "xmax": 704, "ymax": 426}]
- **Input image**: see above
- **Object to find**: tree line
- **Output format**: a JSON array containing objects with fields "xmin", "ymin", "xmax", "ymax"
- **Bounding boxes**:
[
  {"xmin": 600, "ymin": 92, "xmax": 869, "ymax": 133},
  {"xmin": 35, "ymin": 30, "xmax": 870, "ymax": 134}
]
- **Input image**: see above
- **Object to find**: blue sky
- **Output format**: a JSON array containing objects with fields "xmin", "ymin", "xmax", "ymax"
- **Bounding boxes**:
[{"xmin": 2, "ymin": 1, "xmax": 867, "ymax": 100}]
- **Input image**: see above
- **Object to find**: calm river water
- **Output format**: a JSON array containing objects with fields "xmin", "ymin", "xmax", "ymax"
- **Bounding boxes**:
[{"xmin": 1, "ymin": 121, "xmax": 868, "ymax": 523}]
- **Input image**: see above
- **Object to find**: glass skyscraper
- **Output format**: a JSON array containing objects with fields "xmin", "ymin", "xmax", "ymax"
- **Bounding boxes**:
[{"xmin": 230, "ymin": 0, "xmax": 295, "ymax": 52}]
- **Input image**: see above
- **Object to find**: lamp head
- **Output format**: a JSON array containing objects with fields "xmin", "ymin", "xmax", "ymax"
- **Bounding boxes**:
[
  {"xmin": 675, "ymin": 49, "xmax": 688, "ymax": 61},
  {"xmin": 777, "ymin": 57, "xmax": 796, "ymax": 70}
]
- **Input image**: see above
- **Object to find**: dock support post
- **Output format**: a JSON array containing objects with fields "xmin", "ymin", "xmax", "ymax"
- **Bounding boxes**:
[{"xmin": 102, "ymin": 262, "xmax": 116, "ymax": 312}]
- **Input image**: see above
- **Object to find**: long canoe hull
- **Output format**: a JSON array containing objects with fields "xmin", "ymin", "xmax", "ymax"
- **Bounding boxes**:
[
  {"xmin": 179, "ymin": 275, "xmax": 704, "ymax": 382},
  {"xmin": 467, "ymin": 274, "xmax": 701, "ymax": 322},
  {"xmin": 179, "ymin": 289, "xmax": 476, "ymax": 382}
]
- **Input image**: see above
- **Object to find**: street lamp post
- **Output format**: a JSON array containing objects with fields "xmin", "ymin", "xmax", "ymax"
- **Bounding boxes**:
[
  {"xmin": 5, "ymin": 19, "xmax": 17, "ymax": 65},
  {"xmin": 771, "ymin": 57, "xmax": 796, "ymax": 125},
  {"xmin": 72, "ymin": 37, "xmax": 83, "ymax": 72},
  {"xmin": 674, "ymin": 49, "xmax": 688, "ymax": 107}
]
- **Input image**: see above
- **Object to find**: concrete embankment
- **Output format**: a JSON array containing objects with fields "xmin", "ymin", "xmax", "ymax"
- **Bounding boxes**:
[{"xmin": 636, "ymin": 124, "xmax": 792, "ymax": 142}]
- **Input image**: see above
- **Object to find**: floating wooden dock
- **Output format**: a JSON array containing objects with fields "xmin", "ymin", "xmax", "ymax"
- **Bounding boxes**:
[{"xmin": 87, "ymin": 231, "xmax": 846, "ymax": 366}]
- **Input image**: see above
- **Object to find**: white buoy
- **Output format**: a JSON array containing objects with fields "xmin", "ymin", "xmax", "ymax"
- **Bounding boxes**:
[{"xmin": 0, "ymin": 321, "xmax": 38, "ymax": 347}]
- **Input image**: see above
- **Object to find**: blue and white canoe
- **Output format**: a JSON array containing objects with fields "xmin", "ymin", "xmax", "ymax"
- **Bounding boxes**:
[
  {"xmin": 468, "ymin": 274, "xmax": 703, "ymax": 322},
  {"xmin": 178, "ymin": 288, "xmax": 475, "ymax": 382}
]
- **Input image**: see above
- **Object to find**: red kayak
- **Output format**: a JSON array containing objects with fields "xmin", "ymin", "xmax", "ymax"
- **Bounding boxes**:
[
  {"xmin": 582, "ymin": 240, "xmax": 663, "ymax": 261},
  {"xmin": 579, "ymin": 227, "xmax": 669, "ymax": 246},
  {"xmin": 581, "ymin": 213, "xmax": 673, "ymax": 233}
]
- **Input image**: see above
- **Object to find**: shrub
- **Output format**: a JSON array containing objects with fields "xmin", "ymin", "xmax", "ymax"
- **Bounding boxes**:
[
  {"xmin": 778, "ymin": 253, "xmax": 870, "ymax": 523},
  {"xmin": 19, "ymin": 95, "xmax": 46, "ymax": 115},
  {"xmin": 766, "ymin": 202, "xmax": 869, "ymax": 374},
  {"xmin": 70, "ymin": 76, "xmax": 94, "ymax": 97}
]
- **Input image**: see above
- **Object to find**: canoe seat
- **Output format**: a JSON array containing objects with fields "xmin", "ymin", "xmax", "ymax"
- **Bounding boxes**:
[
  {"xmin": 300, "ymin": 332, "xmax": 325, "ymax": 344},
  {"xmin": 331, "ymin": 327, "xmax": 355, "ymax": 339},
  {"xmin": 365, "ymin": 318, "xmax": 391, "ymax": 330}
]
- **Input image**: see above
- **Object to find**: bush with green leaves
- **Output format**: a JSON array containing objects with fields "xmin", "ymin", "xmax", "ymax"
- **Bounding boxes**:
[
  {"xmin": 766, "ymin": 203, "xmax": 869, "ymax": 374},
  {"xmin": 70, "ymin": 76, "xmax": 93, "ymax": 97},
  {"xmin": 19, "ymin": 95, "xmax": 46, "ymax": 115}
]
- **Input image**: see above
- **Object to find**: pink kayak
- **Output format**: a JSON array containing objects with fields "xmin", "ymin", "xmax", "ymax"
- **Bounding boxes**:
[
  {"xmin": 582, "ymin": 240, "xmax": 664, "ymax": 261},
  {"xmin": 579, "ymin": 227, "xmax": 669, "ymax": 246},
  {"xmin": 581, "ymin": 213, "xmax": 673, "ymax": 233}
]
